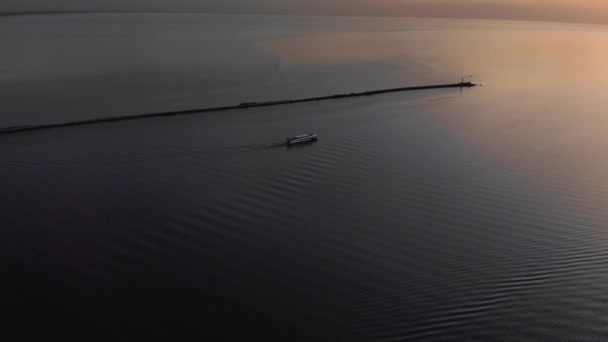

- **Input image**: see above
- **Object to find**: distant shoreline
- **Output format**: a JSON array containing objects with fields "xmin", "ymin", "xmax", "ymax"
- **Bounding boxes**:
[
  {"xmin": 1, "ymin": 11, "xmax": 605, "ymax": 27},
  {"xmin": 0, "ymin": 81, "xmax": 476, "ymax": 136}
]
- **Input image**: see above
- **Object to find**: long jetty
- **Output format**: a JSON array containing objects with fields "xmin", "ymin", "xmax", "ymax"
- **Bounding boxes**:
[{"xmin": 0, "ymin": 81, "xmax": 476, "ymax": 136}]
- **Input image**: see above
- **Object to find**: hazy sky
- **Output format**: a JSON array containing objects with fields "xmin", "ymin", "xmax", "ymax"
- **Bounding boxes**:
[{"xmin": 4, "ymin": 0, "xmax": 608, "ymax": 25}]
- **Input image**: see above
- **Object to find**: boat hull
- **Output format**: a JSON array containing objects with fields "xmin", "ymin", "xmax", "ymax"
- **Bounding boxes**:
[{"xmin": 286, "ymin": 134, "xmax": 318, "ymax": 146}]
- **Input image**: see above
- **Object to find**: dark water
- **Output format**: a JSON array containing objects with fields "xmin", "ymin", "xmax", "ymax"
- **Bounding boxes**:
[{"xmin": 3, "ymin": 14, "xmax": 608, "ymax": 340}]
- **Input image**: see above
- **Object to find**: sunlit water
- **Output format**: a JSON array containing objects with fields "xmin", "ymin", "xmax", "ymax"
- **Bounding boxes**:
[{"xmin": 2, "ymin": 13, "xmax": 608, "ymax": 340}]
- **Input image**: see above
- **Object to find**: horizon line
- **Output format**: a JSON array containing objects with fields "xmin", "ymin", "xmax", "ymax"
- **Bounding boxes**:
[{"xmin": 2, "ymin": 10, "xmax": 608, "ymax": 27}]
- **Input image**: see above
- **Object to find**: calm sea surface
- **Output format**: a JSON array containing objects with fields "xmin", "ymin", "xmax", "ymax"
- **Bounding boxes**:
[{"xmin": 3, "ymin": 13, "xmax": 608, "ymax": 340}]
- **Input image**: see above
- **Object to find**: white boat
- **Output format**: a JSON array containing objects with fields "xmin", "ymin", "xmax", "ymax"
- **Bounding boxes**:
[{"xmin": 286, "ymin": 133, "xmax": 318, "ymax": 146}]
